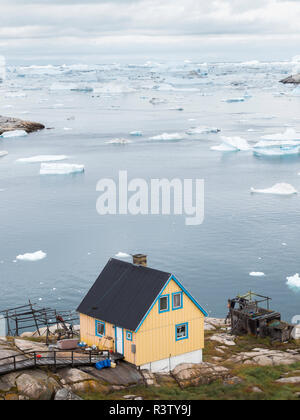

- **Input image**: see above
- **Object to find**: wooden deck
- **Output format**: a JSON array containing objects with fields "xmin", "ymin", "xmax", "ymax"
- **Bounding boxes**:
[{"xmin": 0, "ymin": 350, "xmax": 124, "ymax": 376}]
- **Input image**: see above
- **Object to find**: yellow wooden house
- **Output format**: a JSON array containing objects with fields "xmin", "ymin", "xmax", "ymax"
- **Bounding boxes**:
[{"xmin": 77, "ymin": 255, "xmax": 207, "ymax": 373}]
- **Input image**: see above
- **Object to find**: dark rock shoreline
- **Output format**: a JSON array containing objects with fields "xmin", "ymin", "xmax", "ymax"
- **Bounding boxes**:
[{"xmin": 0, "ymin": 115, "xmax": 45, "ymax": 135}]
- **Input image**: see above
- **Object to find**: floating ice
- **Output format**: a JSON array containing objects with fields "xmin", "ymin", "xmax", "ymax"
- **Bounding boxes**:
[
  {"xmin": 17, "ymin": 155, "xmax": 68, "ymax": 163},
  {"xmin": 16, "ymin": 250, "xmax": 47, "ymax": 262},
  {"xmin": 251, "ymin": 183, "xmax": 297, "ymax": 195},
  {"xmin": 149, "ymin": 132, "xmax": 185, "ymax": 141},
  {"xmin": 106, "ymin": 138, "xmax": 132, "ymax": 145},
  {"xmin": 261, "ymin": 128, "xmax": 300, "ymax": 141},
  {"xmin": 186, "ymin": 126, "xmax": 220, "ymax": 135},
  {"xmin": 222, "ymin": 98, "xmax": 245, "ymax": 103},
  {"xmin": 211, "ymin": 136, "xmax": 251, "ymax": 152},
  {"xmin": 50, "ymin": 82, "xmax": 78, "ymax": 91},
  {"xmin": 253, "ymin": 142, "xmax": 300, "ymax": 157},
  {"xmin": 286, "ymin": 274, "xmax": 300, "ymax": 289},
  {"xmin": 40, "ymin": 163, "xmax": 84, "ymax": 175},
  {"xmin": 249, "ymin": 272, "xmax": 265, "ymax": 277},
  {"xmin": 1, "ymin": 130, "xmax": 28, "ymax": 138},
  {"xmin": 292, "ymin": 86, "xmax": 300, "ymax": 97},
  {"xmin": 0, "ymin": 151, "xmax": 8, "ymax": 158},
  {"xmin": 5, "ymin": 92, "xmax": 26, "ymax": 98},
  {"xmin": 115, "ymin": 252, "xmax": 131, "ymax": 258},
  {"xmin": 130, "ymin": 131, "xmax": 143, "ymax": 137}
]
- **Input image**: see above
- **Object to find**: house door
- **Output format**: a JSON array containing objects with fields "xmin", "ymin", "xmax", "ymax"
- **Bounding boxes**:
[{"xmin": 115, "ymin": 327, "xmax": 123, "ymax": 354}]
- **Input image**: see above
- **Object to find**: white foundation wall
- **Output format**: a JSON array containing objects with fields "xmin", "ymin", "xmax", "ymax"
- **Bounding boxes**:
[{"xmin": 140, "ymin": 349, "xmax": 203, "ymax": 373}]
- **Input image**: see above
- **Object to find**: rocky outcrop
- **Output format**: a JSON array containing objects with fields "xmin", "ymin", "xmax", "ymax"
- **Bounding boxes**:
[
  {"xmin": 0, "ymin": 115, "xmax": 44, "ymax": 135},
  {"xmin": 16, "ymin": 370, "xmax": 60, "ymax": 400},
  {"xmin": 58, "ymin": 368, "xmax": 106, "ymax": 394},
  {"xmin": 172, "ymin": 363, "xmax": 230, "ymax": 388},
  {"xmin": 228, "ymin": 348, "xmax": 300, "ymax": 366},
  {"xmin": 209, "ymin": 333, "xmax": 236, "ymax": 346},
  {"xmin": 54, "ymin": 388, "xmax": 83, "ymax": 400}
]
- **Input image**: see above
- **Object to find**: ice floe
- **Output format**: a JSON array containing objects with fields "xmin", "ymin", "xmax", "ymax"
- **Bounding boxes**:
[
  {"xmin": 130, "ymin": 131, "xmax": 143, "ymax": 137},
  {"xmin": 286, "ymin": 274, "xmax": 300, "ymax": 289},
  {"xmin": 253, "ymin": 142, "xmax": 300, "ymax": 157},
  {"xmin": 106, "ymin": 138, "xmax": 132, "ymax": 144},
  {"xmin": 149, "ymin": 132, "xmax": 186, "ymax": 141},
  {"xmin": 211, "ymin": 136, "xmax": 251, "ymax": 152},
  {"xmin": 186, "ymin": 126, "xmax": 220, "ymax": 135},
  {"xmin": 16, "ymin": 250, "xmax": 47, "ymax": 262},
  {"xmin": 222, "ymin": 98, "xmax": 245, "ymax": 103},
  {"xmin": 115, "ymin": 252, "xmax": 131, "ymax": 258},
  {"xmin": 1, "ymin": 130, "xmax": 28, "ymax": 138},
  {"xmin": 40, "ymin": 163, "xmax": 85, "ymax": 175},
  {"xmin": 249, "ymin": 272, "xmax": 265, "ymax": 277},
  {"xmin": 17, "ymin": 155, "xmax": 68, "ymax": 163},
  {"xmin": 251, "ymin": 183, "xmax": 297, "ymax": 195},
  {"xmin": 0, "ymin": 151, "xmax": 8, "ymax": 158},
  {"xmin": 261, "ymin": 128, "xmax": 300, "ymax": 141}
]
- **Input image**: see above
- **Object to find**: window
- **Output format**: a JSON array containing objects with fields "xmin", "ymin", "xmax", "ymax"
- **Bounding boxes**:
[
  {"xmin": 176, "ymin": 323, "xmax": 188, "ymax": 341},
  {"xmin": 159, "ymin": 295, "xmax": 169, "ymax": 313},
  {"xmin": 172, "ymin": 292, "xmax": 183, "ymax": 310},
  {"xmin": 95, "ymin": 320, "xmax": 105, "ymax": 337},
  {"xmin": 126, "ymin": 331, "xmax": 133, "ymax": 341}
]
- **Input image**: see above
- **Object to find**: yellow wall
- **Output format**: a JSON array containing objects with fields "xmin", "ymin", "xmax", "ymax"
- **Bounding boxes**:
[
  {"xmin": 135, "ymin": 279, "xmax": 204, "ymax": 366},
  {"xmin": 79, "ymin": 278, "xmax": 205, "ymax": 367}
]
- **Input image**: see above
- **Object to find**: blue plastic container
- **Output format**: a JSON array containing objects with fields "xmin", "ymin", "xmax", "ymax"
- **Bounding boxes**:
[{"xmin": 95, "ymin": 359, "xmax": 111, "ymax": 370}]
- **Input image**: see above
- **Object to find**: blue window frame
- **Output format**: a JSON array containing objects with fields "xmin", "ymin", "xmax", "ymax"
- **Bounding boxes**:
[
  {"xmin": 172, "ymin": 292, "xmax": 183, "ymax": 310},
  {"xmin": 158, "ymin": 294, "xmax": 169, "ymax": 313},
  {"xmin": 95, "ymin": 320, "xmax": 105, "ymax": 337},
  {"xmin": 126, "ymin": 331, "xmax": 133, "ymax": 341},
  {"xmin": 175, "ymin": 323, "xmax": 189, "ymax": 341}
]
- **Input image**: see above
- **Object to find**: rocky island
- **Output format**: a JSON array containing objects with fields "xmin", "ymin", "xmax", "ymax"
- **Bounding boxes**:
[{"xmin": 0, "ymin": 115, "xmax": 45, "ymax": 136}]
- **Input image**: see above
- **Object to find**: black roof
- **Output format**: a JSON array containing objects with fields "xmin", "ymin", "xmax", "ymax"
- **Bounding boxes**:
[{"xmin": 77, "ymin": 258, "xmax": 171, "ymax": 331}]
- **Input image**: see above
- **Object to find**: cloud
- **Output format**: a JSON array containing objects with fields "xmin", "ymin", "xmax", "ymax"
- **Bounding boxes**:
[{"xmin": 0, "ymin": 0, "xmax": 299, "ymax": 61}]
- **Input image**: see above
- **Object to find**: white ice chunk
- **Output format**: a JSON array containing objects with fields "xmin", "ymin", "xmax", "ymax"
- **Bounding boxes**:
[
  {"xmin": 186, "ymin": 126, "xmax": 220, "ymax": 135},
  {"xmin": 17, "ymin": 155, "xmax": 68, "ymax": 163},
  {"xmin": 222, "ymin": 98, "xmax": 245, "ymax": 103},
  {"xmin": 40, "ymin": 163, "xmax": 84, "ymax": 175},
  {"xmin": 16, "ymin": 250, "xmax": 47, "ymax": 262},
  {"xmin": 1, "ymin": 130, "xmax": 28, "ymax": 138},
  {"xmin": 130, "ymin": 131, "xmax": 143, "ymax": 137},
  {"xmin": 211, "ymin": 136, "xmax": 251, "ymax": 152},
  {"xmin": 249, "ymin": 272, "xmax": 265, "ymax": 277},
  {"xmin": 5, "ymin": 92, "xmax": 26, "ymax": 98},
  {"xmin": 106, "ymin": 138, "xmax": 132, "ymax": 144},
  {"xmin": 0, "ymin": 151, "xmax": 8, "ymax": 157},
  {"xmin": 286, "ymin": 274, "xmax": 300, "ymax": 289},
  {"xmin": 261, "ymin": 128, "xmax": 300, "ymax": 141},
  {"xmin": 115, "ymin": 252, "xmax": 131, "ymax": 258},
  {"xmin": 149, "ymin": 132, "xmax": 185, "ymax": 141},
  {"xmin": 251, "ymin": 183, "xmax": 297, "ymax": 195}
]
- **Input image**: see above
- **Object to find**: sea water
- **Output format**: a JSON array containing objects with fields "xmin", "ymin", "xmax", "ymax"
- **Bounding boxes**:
[{"xmin": 0, "ymin": 59, "xmax": 300, "ymax": 322}]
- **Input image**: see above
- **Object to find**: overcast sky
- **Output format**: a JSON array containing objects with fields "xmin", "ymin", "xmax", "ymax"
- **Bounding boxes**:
[{"xmin": 1, "ymin": 0, "xmax": 300, "ymax": 63}]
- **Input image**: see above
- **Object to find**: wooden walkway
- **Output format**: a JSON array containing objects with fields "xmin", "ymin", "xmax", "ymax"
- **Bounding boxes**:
[{"xmin": 0, "ymin": 350, "xmax": 123, "ymax": 376}]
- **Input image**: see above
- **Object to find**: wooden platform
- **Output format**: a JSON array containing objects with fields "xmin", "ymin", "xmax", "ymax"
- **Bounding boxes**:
[{"xmin": 0, "ymin": 350, "xmax": 124, "ymax": 376}]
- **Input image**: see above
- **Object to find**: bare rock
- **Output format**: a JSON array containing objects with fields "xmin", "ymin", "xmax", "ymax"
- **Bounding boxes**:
[
  {"xmin": 54, "ymin": 388, "xmax": 82, "ymax": 400},
  {"xmin": 16, "ymin": 370, "xmax": 60, "ymax": 400},
  {"xmin": 223, "ymin": 376, "xmax": 244, "ymax": 386},
  {"xmin": 141, "ymin": 370, "xmax": 157, "ymax": 386},
  {"xmin": 276, "ymin": 377, "xmax": 300, "ymax": 384},
  {"xmin": 0, "ymin": 115, "xmax": 44, "ymax": 135},
  {"xmin": 251, "ymin": 387, "xmax": 263, "ymax": 393},
  {"xmin": 14, "ymin": 338, "xmax": 48, "ymax": 353},
  {"xmin": 172, "ymin": 363, "xmax": 230, "ymax": 387},
  {"xmin": 209, "ymin": 333, "xmax": 236, "ymax": 346},
  {"xmin": 228, "ymin": 348, "xmax": 300, "ymax": 367},
  {"xmin": 59, "ymin": 368, "xmax": 106, "ymax": 394}
]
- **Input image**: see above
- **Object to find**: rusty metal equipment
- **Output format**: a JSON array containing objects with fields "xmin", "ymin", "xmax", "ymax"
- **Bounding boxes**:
[{"xmin": 227, "ymin": 291, "xmax": 294, "ymax": 342}]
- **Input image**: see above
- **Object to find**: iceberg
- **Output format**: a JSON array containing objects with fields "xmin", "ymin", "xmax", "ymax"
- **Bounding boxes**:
[
  {"xmin": 17, "ymin": 155, "xmax": 68, "ymax": 163},
  {"xmin": 253, "ymin": 142, "xmax": 300, "ymax": 157},
  {"xmin": 40, "ymin": 163, "xmax": 85, "ymax": 175},
  {"xmin": 130, "ymin": 131, "xmax": 143, "ymax": 137},
  {"xmin": 106, "ymin": 138, "xmax": 132, "ymax": 144},
  {"xmin": 286, "ymin": 274, "xmax": 300, "ymax": 289},
  {"xmin": 249, "ymin": 272, "xmax": 265, "ymax": 277},
  {"xmin": 149, "ymin": 132, "xmax": 186, "ymax": 141},
  {"xmin": 16, "ymin": 250, "xmax": 47, "ymax": 262},
  {"xmin": 251, "ymin": 183, "xmax": 298, "ymax": 195},
  {"xmin": 115, "ymin": 252, "xmax": 131, "ymax": 258},
  {"xmin": 211, "ymin": 136, "xmax": 251, "ymax": 152},
  {"xmin": 261, "ymin": 128, "xmax": 300, "ymax": 141},
  {"xmin": 1, "ymin": 130, "xmax": 28, "ymax": 138},
  {"xmin": 0, "ymin": 151, "xmax": 8, "ymax": 158},
  {"xmin": 186, "ymin": 126, "xmax": 220, "ymax": 135},
  {"xmin": 222, "ymin": 98, "xmax": 245, "ymax": 103}
]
